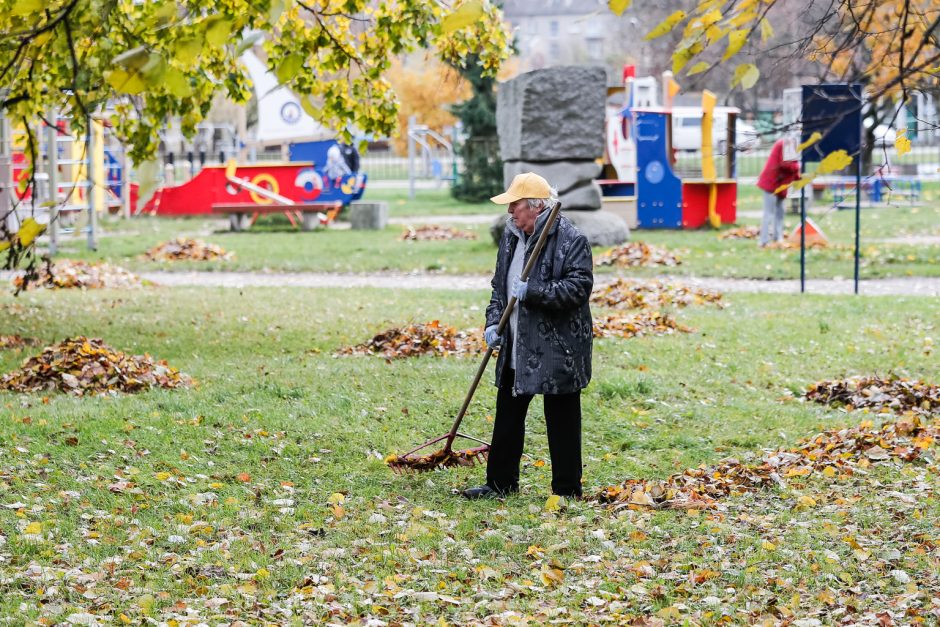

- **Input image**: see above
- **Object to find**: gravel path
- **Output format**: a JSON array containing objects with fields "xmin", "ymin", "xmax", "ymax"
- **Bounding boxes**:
[{"xmin": 131, "ymin": 270, "xmax": 940, "ymax": 296}]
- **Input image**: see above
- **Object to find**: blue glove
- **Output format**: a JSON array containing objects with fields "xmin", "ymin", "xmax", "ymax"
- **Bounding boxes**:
[
  {"xmin": 484, "ymin": 325, "xmax": 501, "ymax": 348},
  {"xmin": 511, "ymin": 277, "xmax": 528, "ymax": 302}
]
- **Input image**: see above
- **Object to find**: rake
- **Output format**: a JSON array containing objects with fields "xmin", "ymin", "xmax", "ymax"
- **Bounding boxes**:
[{"xmin": 387, "ymin": 201, "xmax": 563, "ymax": 474}]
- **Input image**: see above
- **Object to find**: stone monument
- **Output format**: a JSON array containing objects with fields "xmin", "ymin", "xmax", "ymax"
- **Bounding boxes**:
[{"xmin": 491, "ymin": 66, "xmax": 629, "ymax": 246}]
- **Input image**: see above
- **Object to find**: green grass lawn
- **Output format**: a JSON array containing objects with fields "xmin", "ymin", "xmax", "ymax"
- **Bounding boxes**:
[
  {"xmin": 46, "ymin": 185, "xmax": 940, "ymax": 279},
  {"xmin": 1, "ymin": 285, "xmax": 938, "ymax": 623}
]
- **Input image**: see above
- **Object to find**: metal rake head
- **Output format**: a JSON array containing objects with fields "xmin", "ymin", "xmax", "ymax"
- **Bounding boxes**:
[{"xmin": 387, "ymin": 444, "xmax": 490, "ymax": 475}]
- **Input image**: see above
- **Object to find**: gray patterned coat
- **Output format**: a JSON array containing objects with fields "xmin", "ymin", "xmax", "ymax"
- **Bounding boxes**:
[{"xmin": 486, "ymin": 213, "xmax": 593, "ymax": 395}]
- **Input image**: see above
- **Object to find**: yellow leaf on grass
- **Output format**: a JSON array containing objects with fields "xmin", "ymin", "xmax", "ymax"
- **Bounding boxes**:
[
  {"xmin": 796, "ymin": 494, "xmax": 817, "ymax": 509},
  {"xmin": 731, "ymin": 63, "xmax": 759, "ymax": 89},
  {"xmin": 15, "ymin": 217, "xmax": 45, "ymax": 246},
  {"xmin": 608, "ymin": 0, "xmax": 631, "ymax": 15},
  {"xmin": 817, "ymin": 149, "xmax": 853, "ymax": 175},
  {"xmin": 646, "ymin": 10, "xmax": 686, "ymax": 40},
  {"xmin": 23, "ymin": 521, "xmax": 42, "ymax": 535},
  {"xmin": 822, "ymin": 466, "xmax": 837, "ymax": 478},
  {"xmin": 722, "ymin": 29, "xmax": 748, "ymax": 61},
  {"xmin": 155, "ymin": 471, "xmax": 171, "ymax": 481},
  {"xmin": 255, "ymin": 567, "xmax": 270, "ymax": 580},
  {"xmin": 327, "ymin": 492, "xmax": 345, "ymax": 505},
  {"xmin": 895, "ymin": 130, "xmax": 911, "ymax": 157},
  {"xmin": 440, "ymin": 0, "xmax": 484, "ymax": 33},
  {"xmin": 798, "ymin": 131, "xmax": 822, "ymax": 152},
  {"xmin": 137, "ymin": 593, "xmax": 155, "ymax": 616},
  {"xmin": 657, "ymin": 606, "xmax": 681, "ymax": 619},
  {"xmin": 540, "ymin": 565, "xmax": 565, "ymax": 588},
  {"xmin": 545, "ymin": 494, "xmax": 562, "ymax": 512},
  {"xmin": 762, "ymin": 540, "xmax": 776, "ymax": 551},
  {"xmin": 629, "ymin": 488, "xmax": 654, "ymax": 506}
]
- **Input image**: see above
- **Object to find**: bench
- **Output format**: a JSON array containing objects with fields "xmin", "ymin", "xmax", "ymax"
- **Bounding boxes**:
[
  {"xmin": 810, "ymin": 175, "xmax": 921, "ymax": 207},
  {"xmin": 211, "ymin": 202, "xmax": 343, "ymax": 232}
]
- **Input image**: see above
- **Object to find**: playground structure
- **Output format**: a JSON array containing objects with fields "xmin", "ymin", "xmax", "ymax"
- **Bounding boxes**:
[
  {"xmin": 0, "ymin": 108, "xmax": 134, "ymax": 253},
  {"xmin": 601, "ymin": 66, "xmax": 739, "ymax": 229},
  {"xmin": 141, "ymin": 138, "xmax": 366, "ymax": 229},
  {"xmin": 406, "ymin": 115, "xmax": 456, "ymax": 199},
  {"xmin": 141, "ymin": 51, "xmax": 369, "ymax": 225}
]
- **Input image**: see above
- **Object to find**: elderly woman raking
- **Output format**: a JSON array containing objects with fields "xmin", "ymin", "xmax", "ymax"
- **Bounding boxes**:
[{"xmin": 462, "ymin": 172, "xmax": 594, "ymax": 500}]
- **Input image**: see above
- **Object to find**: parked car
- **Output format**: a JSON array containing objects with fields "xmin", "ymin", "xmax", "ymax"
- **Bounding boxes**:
[
  {"xmin": 671, "ymin": 107, "xmax": 760, "ymax": 153},
  {"xmin": 871, "ymin": 123, "xmax": 897, "ymax": 147}
]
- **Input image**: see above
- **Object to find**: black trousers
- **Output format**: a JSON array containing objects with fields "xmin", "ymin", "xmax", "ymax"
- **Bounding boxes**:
[{"xmin": 486, "ymin": 363, "xmax": 583, "ymax": 497}]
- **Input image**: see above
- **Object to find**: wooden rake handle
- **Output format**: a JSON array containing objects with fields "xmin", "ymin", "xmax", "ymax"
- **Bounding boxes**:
[{"xmin": 444, "ymin": 201, "xmax": 563, "ymax": 448}]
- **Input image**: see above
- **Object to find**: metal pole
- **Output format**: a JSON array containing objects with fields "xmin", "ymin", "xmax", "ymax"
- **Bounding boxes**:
[
  {"xmin": 800, "ymin": 185, "xmax": 806, "ymax": 293},
  {"xmin": 854, "ymin": 85, "xmax": 863, "ymax": 295},
  {"xmin": 853, "ymin": 152, "xmax": 861, "ymax": 294},
  {"xmin": 46, "ymin": 108, "xmax": 59, "ymax": 255},
  {"xmin": 86, "ymin": 116, "xmax": 98, "ymax": 251},
  {"xmin": 407, "ymin": 114, "xmax": 416, "ymax": 200}
]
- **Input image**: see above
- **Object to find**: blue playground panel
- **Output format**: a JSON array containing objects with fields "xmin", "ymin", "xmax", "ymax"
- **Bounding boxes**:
[
  {"xmin": 633, "ymin": 111, "xmax": 683, "ymax": 228},
  {"xmin": 288, "ymin": 139, "xmax": 367, "ymax": 205}
]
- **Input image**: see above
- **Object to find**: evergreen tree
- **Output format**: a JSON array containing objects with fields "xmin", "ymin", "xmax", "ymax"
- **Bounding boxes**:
[{"xmin": 451, "ymin": 57, "xmax": 504, "ymax": 203}]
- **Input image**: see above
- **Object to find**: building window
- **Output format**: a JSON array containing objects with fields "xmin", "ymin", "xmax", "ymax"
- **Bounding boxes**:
[
  {"xmin": 550, "ymin": 20, "xmax": 559, "ymax": 37},
  {"xmin": 587, "ymin": 38, "xmax": 602, "ymax": 60},
  {"xmin": 550, "ymin": 42, "xmax": 561, "ymax": 60},
  {"xmin": 586, "ymin": 17, "xmax": 601, "ymax": 38}
]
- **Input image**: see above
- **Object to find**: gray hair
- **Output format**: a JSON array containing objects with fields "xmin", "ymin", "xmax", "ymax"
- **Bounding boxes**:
[{"xmin": 527, "ymin": 187, "xmax": 559, "ymax": 212}]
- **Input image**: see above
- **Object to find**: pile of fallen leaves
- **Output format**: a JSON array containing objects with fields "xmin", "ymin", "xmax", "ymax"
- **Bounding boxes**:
[
  {"xmin": 595, "ymin": 242, "xmax": 682, "ymax": 267},
  {"xmin": 718, "ymin": 225, "xmax": 760, "ymax": 240},
  {"xmin": 591, "ymin": 278, "xmax": 723, "ymax": 310},
  {"xmin": 0, "ymin": 336, "xmax": 191, "ymax": 396},
  {"xmin": 806, "ymin": 376, "xmax": 939, "ymax": 416},
  {"xmin": 592, "ymin": 312, "xmax": 691, "ymax": 339},
  {"xmin": 400, "ymin": 225, "xmax": 477, "ymax": 241},
  {"xmin": 13, "ymin": 259, "xmax": 142, "ymax": 290},
  {"xmin": 336, "ymin": 321, "xmax": 486, "ymax": 359},
  {"xmin": 143, "ymin": 238, "xmax": 232, "ymax": 261},
  {"xmin": 0, "ymin": 335, "xmax": 40, "ymax": 350},
  {"xmin": 596, "ymin": 414, "xmax": 938, "ymax": 510}
]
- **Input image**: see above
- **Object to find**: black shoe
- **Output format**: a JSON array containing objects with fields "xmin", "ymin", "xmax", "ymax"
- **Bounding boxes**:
[{"xmin": 461, "ymin": 485, "xmax": 516, "ymax": 500}]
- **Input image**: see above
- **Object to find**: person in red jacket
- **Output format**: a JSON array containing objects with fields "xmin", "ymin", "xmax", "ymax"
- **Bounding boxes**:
[{"xmin": 756, "ymin": 138, "xmax": 800, "ymax": 246}]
